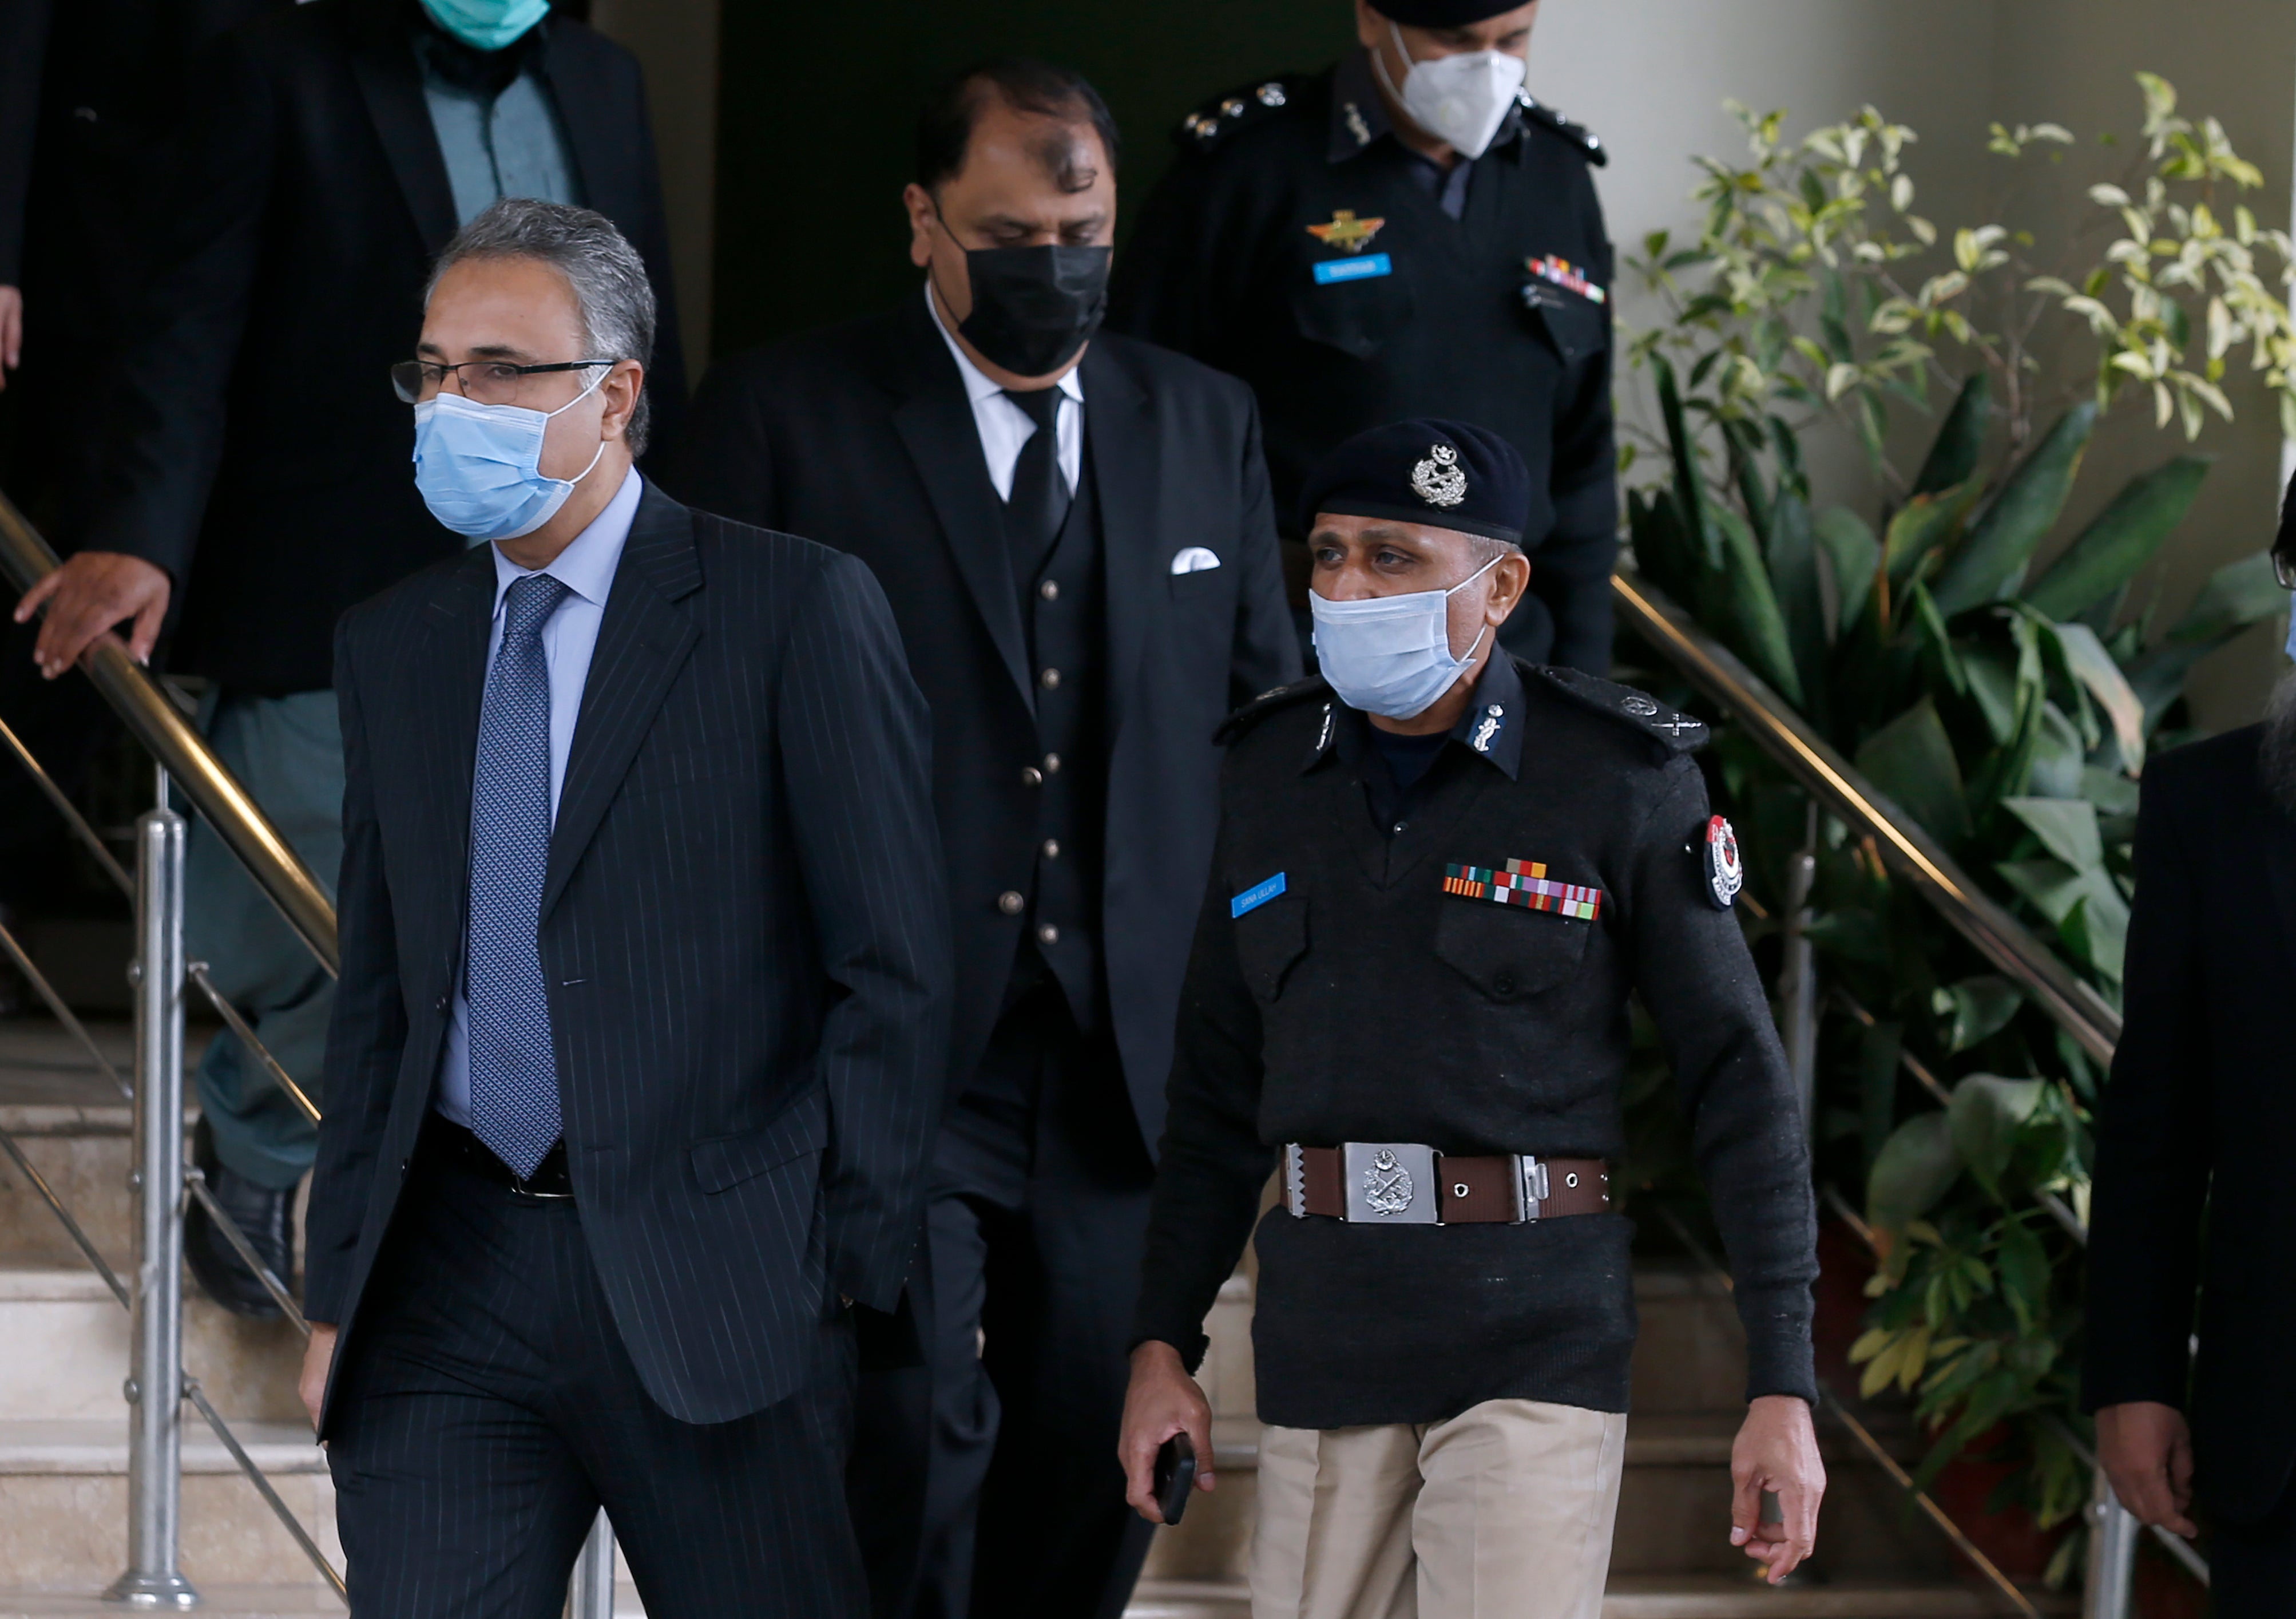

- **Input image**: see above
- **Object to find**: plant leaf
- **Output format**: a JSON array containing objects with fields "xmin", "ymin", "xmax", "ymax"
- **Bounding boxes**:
[
  {"xmin": 1932, "ymin": 975, "xmax": 2024, "ymax": 1054},
  {"xmin": 1911, "ymin": 371, "xmax": 1993, "ymax": 496},
  {"xmin": 1948, "ymin": 1074, "xmax": 2047, "ymax": 1193},
  {"xmin": 1856, "ymin": 697, "xmax": 1973, "ymax": 845},
  {"xmin": 1885, "ymin": 478, "xmax": 1984, "ymax": 585},
  {"xmin": 2002, "ymin": 797, "xmax": 2104, "ymax": 869},
  {"xmin": 1869, "ymin": 1112, "xmax": 1961, "ymax": 1232},
  {"xmin": 1711, "ymin": 503, "xmax": 1808, "ymax": 704},
  {"xmin": 1814, "ymin": 506, "xmax": 1881, "ymax": 638},
  {"xmin": 2053, "ymin": 620, "xmax": 2148, "ymax": 772},
  {"xmin": 1768, "ymin": 489, "xmax": 1829, "ymax": 711},
  {"xmin": 2023, "ymin": 456, "xmax": 2211, "ymax": 621},
  {"xmin": 1930, "ymin": 403, "xmax": 2100, "ymax": 616}
]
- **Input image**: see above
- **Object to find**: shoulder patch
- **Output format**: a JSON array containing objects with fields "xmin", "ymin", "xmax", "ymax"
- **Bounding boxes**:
[
  {"xmin": 1517, "ymin": 93, "xmax": 1606, "ymax": 167},
  {"xmin": 1533, "ymin": 666, "xmax": 1706, "ymax": 754},
  {"xmin": 1215, "ymin": 676, "xmax": 1331, "ymax": 745},
  {"xmin": 1175, "ymin": 76, "xmax": 1308, "ymax": 153}
]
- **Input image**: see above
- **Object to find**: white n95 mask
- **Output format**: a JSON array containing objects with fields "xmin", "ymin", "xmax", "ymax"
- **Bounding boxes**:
[
  {"xmin": 1310, "ymin": 553, "xmax": 1501, "ymax": 720},
  {"xmin": 1373, "ymin": 22, "xmax": 1526, "ymax": 161}
]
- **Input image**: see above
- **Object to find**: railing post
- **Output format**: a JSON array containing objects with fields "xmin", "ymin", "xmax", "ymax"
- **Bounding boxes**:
[
  {"xmin": 2084, "ymin": 1468, "xmax": 2139, "ymax": 1619},
  {"xmin": 569, "ymin": 1510, "xmax": 617, "ymax": 1618},
  {"xmin": 105, "ymin": 777, "xmax": 197, "ymax": 1608}
]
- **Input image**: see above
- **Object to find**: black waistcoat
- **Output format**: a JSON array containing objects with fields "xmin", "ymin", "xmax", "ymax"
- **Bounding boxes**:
[{"xmin": 1005, "ymin": 456, "xmax": 1108, "ymax": 1032}]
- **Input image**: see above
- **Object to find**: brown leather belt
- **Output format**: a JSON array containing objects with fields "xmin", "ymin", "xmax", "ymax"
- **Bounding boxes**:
[{"xmin": 1284, "ymin": 1142, "xmax": 1612, "ymax": 1225}]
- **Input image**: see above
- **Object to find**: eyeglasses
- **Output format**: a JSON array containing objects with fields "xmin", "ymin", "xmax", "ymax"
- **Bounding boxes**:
[{"xmin": 390, "ymin": 358, "xmax": 612, "ymax": 406}]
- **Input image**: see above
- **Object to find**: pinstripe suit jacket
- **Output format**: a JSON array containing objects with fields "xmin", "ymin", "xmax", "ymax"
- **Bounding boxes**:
[{"xmin": 307, "ymin": 483, "xmax": 951, "ymax": 1426}]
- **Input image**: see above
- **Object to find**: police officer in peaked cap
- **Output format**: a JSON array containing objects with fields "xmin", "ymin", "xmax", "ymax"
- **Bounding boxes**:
[
  {"xmin": 1116, "ymin": 421, "xmax": 1826, "ymax": 1619},
  {"xmin": 1106, "ymin": 0, "xmax": 1618, "ymax": 676}
]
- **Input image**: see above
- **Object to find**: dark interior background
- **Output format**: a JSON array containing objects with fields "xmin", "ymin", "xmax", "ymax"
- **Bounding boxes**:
[{"xmin": 709, "ymin": 0, "xmax": 1356, "ymax": 359}]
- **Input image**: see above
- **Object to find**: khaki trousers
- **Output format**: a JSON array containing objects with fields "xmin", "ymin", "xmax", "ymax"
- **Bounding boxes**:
[{"xmin": 1250, "ymin": 1400, "xmax": 1627, "ymax": 1619}]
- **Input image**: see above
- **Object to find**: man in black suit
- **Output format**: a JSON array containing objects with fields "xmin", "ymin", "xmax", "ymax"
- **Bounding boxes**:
[
  {"xmin": 295, "ymin": 198, "xmax": 947, "ymax": 1616},
  {"xmin": 2085, "ymin": 506, "xmax": 2296, "ymax": 1614},
  {"xmin": 673, "ymin": 60, "xmax": 1299, "ymax": 1619},
  {"xmin": 10, "ymin": 0, "xmax": 685, "ymax": 1321}
]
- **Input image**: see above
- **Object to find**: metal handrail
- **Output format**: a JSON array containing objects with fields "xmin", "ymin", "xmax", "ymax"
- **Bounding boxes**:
[
  {"xmin": 0, "ymin": 489, "xmax": 338, "ymax": 975},
  {"xmin": 1612, "ymin": 571, "xmax": 2120, "ymax": 1066}
]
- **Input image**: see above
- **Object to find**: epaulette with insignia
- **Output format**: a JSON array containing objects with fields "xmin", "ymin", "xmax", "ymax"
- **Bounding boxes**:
[
  {"xmin": 1175, "ymin": 76, "xmax": 1307, "ymax": 153},
  {"xmin": 1533, "ymin": 666, "xmax": 1705, "ymax": 754},
  {"xmin": 1215, "ymin": 676, "xmax": 1330, "ymax": 745},
  {"xmin": 1517, "ymin": 93, "xmax": 1606, "ymax": 167}
]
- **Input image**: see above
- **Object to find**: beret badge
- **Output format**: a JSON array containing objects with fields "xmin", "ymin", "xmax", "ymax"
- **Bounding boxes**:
[{"xmin": 1410, "ymin": 442, "xmax": 1468, "ymax": 509}]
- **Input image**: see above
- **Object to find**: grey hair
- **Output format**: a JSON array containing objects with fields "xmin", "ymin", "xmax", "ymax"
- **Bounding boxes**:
[{"xmin": 426, "ymin": 198, "xmax": 657, "ymax": 456}]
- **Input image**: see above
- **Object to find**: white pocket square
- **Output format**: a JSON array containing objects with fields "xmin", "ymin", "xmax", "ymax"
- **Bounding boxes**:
[{"xmin": 1170, "ymin": 547, "xmax": 1222, "ymax": 574}]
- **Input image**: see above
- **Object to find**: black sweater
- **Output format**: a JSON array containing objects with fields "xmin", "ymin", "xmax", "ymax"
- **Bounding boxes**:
[{"xmin": 1131, "ymin": 656, "xmax": 1818, "ymax": 1428}]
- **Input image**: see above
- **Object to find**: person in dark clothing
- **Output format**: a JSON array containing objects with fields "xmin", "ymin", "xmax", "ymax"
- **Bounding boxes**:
[
  {"xmin": 1119, "ymin": 420, "xmax": 1823, "ymax": 1619},
  {"xmin": 7, "ymin": 0, "xmax": 685, "ymax": 1321},
  {"xmin": 2083, "ymin": 489, "xmax": 2296, "ymax": 1617},
  {"xmin": 1104, "ymin": 0, "xmax": 1616, "ymax": 674},
  {"xmin": 671, "ymin": 59, "xmax": 1299, "ymax": 1619}
]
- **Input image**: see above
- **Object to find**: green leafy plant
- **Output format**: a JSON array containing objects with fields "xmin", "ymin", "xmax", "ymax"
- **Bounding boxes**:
[{"xmin": 1619, "ymin": 77, "xmax": 2291, "ymax": 1565}]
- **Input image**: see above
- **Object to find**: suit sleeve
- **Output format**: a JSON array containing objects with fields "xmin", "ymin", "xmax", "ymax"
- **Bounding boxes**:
[
  {"xmin": 1525, "ymin": 191, "xmax": 1618, "ymax": 677},
  {"xmin": 778, "ymin": 549, "xmax": 951, "ymax": 1313},
  {"xmin": 77, "ymin": 28, "xmax": 273, "ymax": 581},
  {"xmin": 305, "ymin": 615, "xmax": 410, "ymax": 1327},
  {"xmin": 0, "ymin": 0, "xmax": 52, "ymax": 287},
  {"xmin": 1628, "ymin": 761, "xmax": 1818, "ymax": 1405},
  {"xmin": 1131, "ymin": 811, "xmax": 1275, "ymax": 1371},
  {"xmin": 663, "ymin": 361, "xmax": 778, "ymax": 528},
  {"xmin": 2082, "ymin": 767, "xmax": 2209, "ymax": 1412},
  {"xmin": 1228, "ymin": 394, "xmax": 1304, "ymax": 707}
]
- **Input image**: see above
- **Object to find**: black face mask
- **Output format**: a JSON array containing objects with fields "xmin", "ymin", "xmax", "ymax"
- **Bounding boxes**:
[{"xmin": 950, "ymin": 244, "xmax": 1112, "ymax": 377}]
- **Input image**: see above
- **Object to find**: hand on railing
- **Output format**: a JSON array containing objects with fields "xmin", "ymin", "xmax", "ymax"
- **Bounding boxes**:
[
  {"xmin": 2097, "ymin": 1402, "xmax": 2199, "ymax": 1537},
  {"xmin": 12, "ymin": 550, "xmax": 170, "ymax": 677}
]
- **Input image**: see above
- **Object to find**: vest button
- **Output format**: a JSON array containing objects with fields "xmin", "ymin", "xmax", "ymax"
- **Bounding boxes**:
[
  {"xmin": 1040, "ymin": 579, "xmax": 1060, "ymax": 601},
  {"xmin": 1493, "ymin": 975, "xmax": 1516, "ymax": 996},
  {"xmin": 1037, "ymin": 924, "xmax": 1060, "ymax": 945},
  {"xmin": 998, "ymin": 890, "xmax": 1025, "ymax": 915},
  {"xmin": 1042, "ymin": 838, "xmax": 1060, "ymax": 860},
  {"xmin": 1042, "ymin": 752, "xmax": 1061, "ymax": 774},
  {"xmin": 1040, "ymin": 667, "xmax": 1061, "ymax": 690},
  {"xmin": 1021, "ymin": 766, "xmax": 1043, "ymax": 787}
]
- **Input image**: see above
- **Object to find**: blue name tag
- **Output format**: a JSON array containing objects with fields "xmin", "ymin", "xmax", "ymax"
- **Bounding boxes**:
[
  {"xmin": 1312, "ymin": 253, "xmax": 1392, "ymax": 285},
  {"xmin": 1231, "ymin": 873, "xmax": 1287, "ymax": 917}
]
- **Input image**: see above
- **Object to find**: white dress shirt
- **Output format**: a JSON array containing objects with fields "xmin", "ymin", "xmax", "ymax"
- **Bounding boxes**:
[
  {"xmin": 925, "ymin": 283, "xmax": 1084, "ymax": 500},
  {"xmin": 434, "ymin": 466, "xmax": 642, "ymax": 1127}
]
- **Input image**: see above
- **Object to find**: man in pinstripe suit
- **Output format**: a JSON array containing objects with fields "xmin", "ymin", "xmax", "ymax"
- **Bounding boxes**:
[{"xmin": 298, "ymin": 199, "xmax": 950, "ymax": 1617}]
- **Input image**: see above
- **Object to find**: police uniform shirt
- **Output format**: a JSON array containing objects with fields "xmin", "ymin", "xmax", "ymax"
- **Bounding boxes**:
[
  {"xmin": 1130, "ymin": 656, "xmax": 1819, "ymax": 1430},
  {"xmin": 1105, "ymin": 53, "xmax": 1619, "ymax": 674}
]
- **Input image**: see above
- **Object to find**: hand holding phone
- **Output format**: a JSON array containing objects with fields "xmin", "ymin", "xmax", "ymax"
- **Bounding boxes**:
[{"xmin": 1153, "ymin": 1432, "xmax": 1198, "ymax": 1526}]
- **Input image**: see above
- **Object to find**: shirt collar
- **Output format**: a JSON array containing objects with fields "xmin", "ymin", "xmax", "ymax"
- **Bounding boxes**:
[
  {"xmin": 489, "ymin": 465, "xmax": 641, "ymax": 616},
  {"xmin": 923, "ymin": 283, "xmax": 1085, "ymax": 409},
  {"xmin": 1325, "ymin": 46, "xmax": 1525, "ymax": 165},
  {"xmin": 1313, "ymin": 650, "xmax": 1525, "ymax": 780}
]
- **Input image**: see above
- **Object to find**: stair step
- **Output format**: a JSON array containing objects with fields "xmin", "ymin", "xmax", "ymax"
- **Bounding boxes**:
[
  {"xmin": 0, "ymin": 1420, "xmax": 339, "ymax": 1589},
  {"xmin": 1125, "ymin": 1576, "xmax": 2048, "ymax": 1618},
  {"xmin": 0, "ymin": 1588, "xmax": 344, "ymax": 1617}
]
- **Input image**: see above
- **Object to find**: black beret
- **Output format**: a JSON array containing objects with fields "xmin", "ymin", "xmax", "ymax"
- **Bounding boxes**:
[
  {"xmin": 1300, "ymin": 418, "xmax": 1530, "ymax": 545},
  {"xmin": 1369, "ymin": 0, "xmax": 1530, "ymax": 26}
]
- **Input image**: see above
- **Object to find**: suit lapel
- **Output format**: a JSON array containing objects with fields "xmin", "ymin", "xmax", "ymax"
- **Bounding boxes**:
[
  {"xmin": 347, "ymin": 5, "xmax": 459, "ymax": 256},
  {"xmin": 888, "ymin": 299, "xmax": 1033, "ymax": 704},
  {"xmin": 536, "ymin": 24, "xmax": 629, "ymax": 219},
  {"xmin": 541, "ymin": 484, "xmax": 703, "ymax": 919},
  {"xmin": 411, "ymin": 547, "xmax": 497, "ymax": 908},
  {"xmin": 1086, "ymin": 346, "xmax": 1165, "ymax": 746}
]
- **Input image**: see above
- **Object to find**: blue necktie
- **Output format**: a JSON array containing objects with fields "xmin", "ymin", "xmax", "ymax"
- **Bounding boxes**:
[{"xmin": 466, "ymin": 572, "xmax": 569, "ymax": 1180}]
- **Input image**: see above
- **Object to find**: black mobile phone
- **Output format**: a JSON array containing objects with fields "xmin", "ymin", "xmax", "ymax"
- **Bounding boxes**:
[{"xmin": 1153, "ymin": 1432, "xmax": 1197, "ymax": 1526}]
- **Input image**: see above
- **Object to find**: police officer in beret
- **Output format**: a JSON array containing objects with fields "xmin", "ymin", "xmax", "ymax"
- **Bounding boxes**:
[
  {"xmin": 1105, "ymin": 0, "xmax": 1617, "ymax": 675},
  {"xmin": 1116, "ymin": 420, "xmax": 1825, "ymax": 1618}
]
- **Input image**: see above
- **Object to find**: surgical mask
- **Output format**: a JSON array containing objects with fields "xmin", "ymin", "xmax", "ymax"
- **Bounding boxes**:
[
  {"xmin": 1371, "ymin": 22, "xmax": 1526, "ymax": 161},
  {"xmin": 1311, "ymin": 553, "xmax": 1502, "ymax": 719},
  {"xmin": 419, "ymin": 0, "xmax": 549, "ymax": 53},
  {"xmin": 936, "ymin": 236, "xmax": 1111, "ymax": 378},
  {"xmin": 412, "ymin": 371, "xmax": 606, "ymax": 543}
]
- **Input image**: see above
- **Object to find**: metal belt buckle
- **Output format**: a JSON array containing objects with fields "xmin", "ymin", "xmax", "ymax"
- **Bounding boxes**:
[
  {"xmin": 1283, "ymin": 1143, "xmax": 1307, "ymax": 1218},
  {"xmin": 1514, "ymin": 1155, "xmax": 1550, "ymax": 1222},
  {"xmin": 1341, "ymin": 1142, "xmax": 1439, "ymax": 1224}
]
